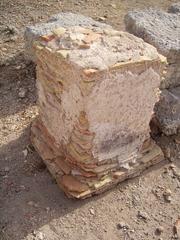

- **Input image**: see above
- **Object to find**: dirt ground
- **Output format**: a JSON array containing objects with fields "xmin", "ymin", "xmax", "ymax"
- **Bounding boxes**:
[{"xmin": 0, "ymin": 0, "xmax": 180, "ymax": 240}]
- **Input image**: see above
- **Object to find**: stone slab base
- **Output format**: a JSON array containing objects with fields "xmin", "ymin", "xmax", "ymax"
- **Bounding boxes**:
[{"xmin": 31, "ymin": 118, "xmax": 164, "ymax": 199}]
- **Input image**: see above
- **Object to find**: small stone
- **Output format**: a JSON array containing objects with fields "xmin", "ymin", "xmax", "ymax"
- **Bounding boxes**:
[
  {"xmin": 2, "ymin": 47, "xmax": 7, "ymax": 52},
  {"xmin": 163, "ymin": 188, "xmax": 172, "ymax": 202},
  {"xmin": 137, "ymin": 211, "xmax": 149, "ymax": 221},
  {"xmin": 18, "ymin": 88, "xmax": 27, "ymax": 98},
  {"xmin": 22, "ymin": 149, "xmax": 28, "ymax": 157},
  {"xmin": 175, "ymin": 135, "xmax": 180, "ymax": 144},
  {"xmin": 110, "ymin": 3, "xmax": 117, "ymax": 8},
  {"xmin": 6, "ymin": 25, "xmax": 18, "ymax": 35},
  {"xmin": 46, "ymin": 207, "xmax": 50, "ymax": 212},
  {"xmin": 98, "ymin": 17, "xmax": 106, "ymax": 22},
  {"xmin": 15, "ymin": 65, "xmax": 21, "ymax": 70},
  {"xmin": 27, "ymin": 201, "xmax": 34, "ymax": 206},
  {"xmin": 89, "ymin": 208, "xmax": 95, "ymax": 215},
  {"xmin": 117, "ymin": 221, "xmax": 129, "ymax": 230},
  {"xmin": 169, "ymin": 164, "xmax": 176, "ymax": 169},
  {"xmin": 37, "ymin": 232, "xmax": 44, "ymax": 240},
  {"xmin": 52, "ymin": 27, "xmax": 66, "ymax": 37},
  {"xmin": 4, "ymin": 167, "xmax": 10, "ymax": 172},
  {"xmin": 164, "ymin": 147, "xmax": 171, "ymax": 159},
  {"xmin": 155, "ymin": 226, "xmax": 164, "ymax": 235},
  {"xmin": 27, "ymin": 201, "xmax": 38, "ymax": 207},
  {"xmin": 20, "ymin": 185, "xmax": 26, "ymax": 190}
]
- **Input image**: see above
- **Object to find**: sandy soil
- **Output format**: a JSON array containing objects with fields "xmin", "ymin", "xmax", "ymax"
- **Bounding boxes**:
[{"xmin": 0, "ymin": 0, "xmax": 180, "ymax": 240}]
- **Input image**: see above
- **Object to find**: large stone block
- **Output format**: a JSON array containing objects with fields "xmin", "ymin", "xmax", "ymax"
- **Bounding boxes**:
[
  {"xmin": 24, "ymin": 12, "xmax": 112, "ymax": 61},
  {"xmin": 155, "ymin": 87, "xmax": 180, "ymax": 136},
  {"xmin": 31, "ymin": 23, "xmax": 165, "ymax": 198},
  {"xmin": 125, "ymin": 8, "xmax": 180, "ymax": 89}
]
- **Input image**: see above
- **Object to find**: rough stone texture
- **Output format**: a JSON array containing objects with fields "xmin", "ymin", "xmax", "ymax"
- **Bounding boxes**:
[
  {"xmin": 155, "ymin": 87, "xmax": 180, "ymax": 136},
  {"xmin": 124, "ymin": 8, "xmax": 180, "ymax": 89},
  {"xmin": 24, "ymin": 12, "xmax": 112, "ymax": 61},
  {"xmin": 125, "ymin": 7, "xmax": 180, "ymax": 137},
  {"xmin": 168, "ymin": 2, "xmax": 180, "ymax": 14},
  {"xmin": 30, "ymin": 24, "xmax": 165, "ymax": 198}
]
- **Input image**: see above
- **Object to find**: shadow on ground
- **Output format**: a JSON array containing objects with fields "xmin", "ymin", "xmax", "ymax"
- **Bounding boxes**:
[
  {"xmin": 0, "ymin": 122, "xmax": 171, "ymax": 240},
  {"xmin": 0, "ymin": 52, "xmax": 36, "ymax": 119}
]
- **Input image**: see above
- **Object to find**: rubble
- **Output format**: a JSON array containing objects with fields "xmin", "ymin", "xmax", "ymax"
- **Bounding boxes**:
[
  {"xmin": 125, "ymin": 6, "xmax": 180, "ymax": 136},
  {"xmin": 30, "ymin": 14, "xmax": 165, "ymax": 198}
]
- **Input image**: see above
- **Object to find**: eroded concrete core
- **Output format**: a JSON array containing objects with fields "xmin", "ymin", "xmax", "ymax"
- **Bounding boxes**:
[
  {"xmin": 125, "ymin": 6, "xmax": 180, "ymax": 137},
  {"xmin": 30, "ymin": 17, "xmax": 165, "ymax": 198}
]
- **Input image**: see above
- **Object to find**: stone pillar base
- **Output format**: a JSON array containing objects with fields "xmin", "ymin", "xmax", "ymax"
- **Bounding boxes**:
[{"xmin": 31, "ymin": 118, "xmax": 164, "ymax": 199}]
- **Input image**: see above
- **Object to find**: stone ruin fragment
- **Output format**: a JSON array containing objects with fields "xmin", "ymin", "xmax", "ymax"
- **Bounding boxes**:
[
  {"xmin": 28, "ymin": 14, "xmax": 166, "ymax": 198},
  {"xmin": 125, "ymin": 5, "xmax": 180, "ymax": 136}
]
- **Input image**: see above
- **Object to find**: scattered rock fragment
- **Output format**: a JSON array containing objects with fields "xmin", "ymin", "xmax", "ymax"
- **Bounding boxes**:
[
  {"xmin": 163, "ymin": 147, "xmax": 171, "ymax": 159},
  {"xmin": 89, "ymin": 208, "xmax": 95, "ymax": 215},
  {"xmin": 163, "ymin": 188, "xmax": 172, "ymax": 202},
  {"xmin": 18, "ymin": 88, "xmax": 27, "ymax": 99},
  {"xmin": 45, "ymin": 207, "xmax": 50, "ymax": 212},
  {"xmin": 137, "ymin": 211, "xmax": 149, "ymax": 221},
  {"xmin": 172, "ymin": 167, "xmax": 180, "ymax": 181},
  {"xmin": 98, "ymin": 16, "xmax": 106, "ymax": 22},
  {"xmin": 27, "ymin": 201, "xmax": 38, "ymax": 208},
  {"xmin": 110, "ymin": 3, "xmax": 117, "ymax": 9},
  {"xmin": 2, "ymin": 47, "xmax": 7, "ymax": 52},
  {"xmin": 174, "ymin": 135, "xmax": 180, "ymax": 144},
  {"xmin": 117, "ymin": 222, "xmax": 129, "ymax": 231},
  {"xmin": 22, "ymin": 149, "xmax": 28, "ymax": 157},
  {"xmin": 6, "ymin": 25, "xmax": 18, "ymax": 35},
  {"xmin": 155, "ymin": 226, "xmax": 164, "ymax": 235},
  {"xmin": 15, "ymin": 65, "xmax": 22, "ymax": 70},
  {"xmin": 36, "ymin": 232, "xmax": 44, "ymax": 240},
  {"xmin": 4, "ymin": 167, "xmax": 10, "ymax": 172},
  {"xmin": 27, "ymin": 201, "xmax": 34, "ymax": 206}
]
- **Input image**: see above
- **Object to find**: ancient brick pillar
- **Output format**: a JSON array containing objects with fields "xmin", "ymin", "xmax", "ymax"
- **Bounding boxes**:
[{"xmin": 30, "ymin": 21, "xmax": 165, "ymax": 198}]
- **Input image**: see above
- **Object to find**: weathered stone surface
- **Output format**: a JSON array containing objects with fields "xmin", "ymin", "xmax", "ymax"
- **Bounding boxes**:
[
  {"xmin": 24, "ymin": 12, "xmax": 112, "ymax": 61},
  {"xmin": 155, "ymin": 87, "xmax": 180, "ymax": 135},
  {"xmin": 125, "ymin": 7, "xmax": 180, "ymax": 136},
  {"xmin": 31, "ymin": 23, "xmax": 165, "ymax": 198},
  {"xmin": 125, "ymin": 8, "xmax": 180, "ymax": 89}
]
